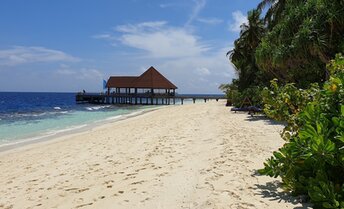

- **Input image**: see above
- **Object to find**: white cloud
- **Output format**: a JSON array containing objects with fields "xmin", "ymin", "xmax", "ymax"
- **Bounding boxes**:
[
  {"xmin": 160, "ymin": 3, "xmax": 171, "ymax": 8},
  {"xmin": 79, "ymin": 68, "xmax": 103, "ymax": 80},
  {"xmin": 92, "ymin": 16, "xmax": 237, "ymax": 93},
  {"xmin": 115, "ymin": 21, "xmax": 167, "ymax": 33},
  {"xmin": 0, "ymin": 46, "xmax": 79, "ymax": 66},
  {"xmin": 159, "ymin": 3, "xmax": 176, "ymax": 8},
  {"xmin": 120, "ymin": 29, "xmax": 208, "ymax": 58},
  {"xmin": 197, "ymin": 17, "xmax": 223, "ymax": 25},
  {"xmin": 185, "ymin": 0, "xmax": 207, "ymax": 26},
  {"xmin": 96, "ymin": 21, "xmax": 210, "ymax": 59},
  {"xmin": 92, "ymin": 34, "xmax": 113, "ymax": 40},
  {"xmin": 56, "ymin": 68, "xmax": 75, "ymax": 75},
  {"xmin": 195, "ymin": 67, "xmax": 211, "ymax": 76},
  {"xmin": 229, "ymin": 10, "xmax": 247, "ymax": 32},
  {"xmin": 56, "ymin": 66, "xmax": 103, "ymax": 80},
  {"xmin": 156, "ymin": 47, "xmax": 236, "ymax": 93}
]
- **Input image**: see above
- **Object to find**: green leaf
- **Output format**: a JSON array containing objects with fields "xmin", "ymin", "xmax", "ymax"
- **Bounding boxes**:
[
  {"xmin": 316, "ymin": 121, "xmax": 323, "ymax": 134},
  {"xmin": 338, "ymin": 135, "xmax": 344, "ymax": 143},
  {"xmin": 324, "ymin": 140, "xmax": 336, "ymax": 153},
  {"xmin": 273, "ymin": 151, "xmax": 284, "ymax": 160},
  {"xmin": 323, "ymin": 202, "xmax": 333, "ymax": 208},
  {"xmin": 332, "ymin": 117, "xmax": 340, "ymax": 126},
  {"xmin": 299, "ymin": 124, "xmax": 318, "ymax": 139}
]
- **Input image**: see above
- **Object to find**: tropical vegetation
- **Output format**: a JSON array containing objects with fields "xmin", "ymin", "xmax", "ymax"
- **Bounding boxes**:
[
  {"xmin": 259, "ymin": 55, "xmax": 344, "ymax": 208},
  {"xmin": 220, "ymin": 0, "xmax": 344, "ymax": 207}
]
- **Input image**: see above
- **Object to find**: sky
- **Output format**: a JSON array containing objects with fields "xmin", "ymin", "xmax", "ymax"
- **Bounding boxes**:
[{"xmin": 0, "ymin": 0, "xmax": 260, "ymax": 94}]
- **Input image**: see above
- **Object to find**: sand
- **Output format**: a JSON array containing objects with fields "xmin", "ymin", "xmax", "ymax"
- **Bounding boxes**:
[{"xmin": 0, "ymin": 101, "xmax": 310, "ymax": 209}]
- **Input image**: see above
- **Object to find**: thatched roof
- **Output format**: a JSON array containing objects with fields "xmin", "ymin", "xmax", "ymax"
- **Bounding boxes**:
[
  {"xmin": 106, "ymin": 66, "xmax": 177, "ymax": 89},
  {"xmin": 106, "ymin": 76, "xmax": 138, "ymax": 88}
]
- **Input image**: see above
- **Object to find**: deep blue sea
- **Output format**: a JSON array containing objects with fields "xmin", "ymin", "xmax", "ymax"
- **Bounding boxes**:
[{"xmin": 0, "ymin": 92, "xmax": 151, "ymax": 146}]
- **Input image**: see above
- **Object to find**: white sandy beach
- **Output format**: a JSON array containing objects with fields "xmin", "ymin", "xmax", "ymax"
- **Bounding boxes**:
[{"xmin": 0, "ymin": 101, "xmax": 309, "ymax": 209}]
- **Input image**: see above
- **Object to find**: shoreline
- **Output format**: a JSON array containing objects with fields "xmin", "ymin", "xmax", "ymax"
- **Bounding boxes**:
[
  {"xmin": 0, "ymin": 101, "xmax": 310, "ymax": 208},
  {"xmin": 0, "ymin": 106, "xmax": 163, "ymax": 153},
  {"xmin": 0, "ymin": 98, "xmax": 203, "ymax": 153}
]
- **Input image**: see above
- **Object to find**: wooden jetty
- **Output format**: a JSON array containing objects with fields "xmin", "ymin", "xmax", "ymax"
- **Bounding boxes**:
[
  {"xmin": 76, "ymin": 93, "xmax": 226, "ymax": 105},
  {"xmin": 76, "ymin": 66, "xmax": 226, "ymax": 105}
]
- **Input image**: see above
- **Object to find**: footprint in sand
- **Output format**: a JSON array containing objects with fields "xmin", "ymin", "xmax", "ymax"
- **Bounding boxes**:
[
  {"xmin": 157, "ymin": 172, "xmax": 169, "ymax": 177},
  {"xmin": 230, "ymin": 202, "xmax": 256, "ymax": 209},
  {"xmin": 140, "ymin": 197, "xmax": 150, "ymax": 203},
  {"xmin": 135, "ymin": 167, "xmax": 147, "ymax": 172},
  {"xmin": 131, "ymin": 180, "xmax": 145, "ymax": 185},
  {"xmin": 75, "ymin": 202, "xmax": 93, "ymax": 208},
  {"xmin": 65, "ymin": 188, "xmax": 89, "ymax": 193}
]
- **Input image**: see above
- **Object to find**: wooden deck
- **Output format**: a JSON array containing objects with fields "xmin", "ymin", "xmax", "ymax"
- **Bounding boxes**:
[{"xmin": 76, "ymin": 93, "xmax": 226, "ymax": 105}]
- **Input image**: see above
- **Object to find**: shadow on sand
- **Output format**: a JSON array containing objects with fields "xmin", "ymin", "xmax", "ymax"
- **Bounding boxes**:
[
  {"xmin": 235, "ymin": 111, "xmax": 311, "ymax": 208},
  {"xmin": 243, "ymin": 114, "xmax": 287, "ymax": 126},
  {"xmin": 253, "ymin": 175, "xmax": 312, "ymax": 209}
]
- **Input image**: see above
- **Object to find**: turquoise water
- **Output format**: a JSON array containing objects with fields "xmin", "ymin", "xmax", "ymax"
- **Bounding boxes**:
[
  {"xmin": 0, "ymin": 92, "xmax": 221, "ymax": 147},
  {"xmin": 0, "ymin": 105, "xmax": 152, "ymax": 146},
  {"xmin": 0, "ymin": 92, "xmax": 160, "ymax": 146}
]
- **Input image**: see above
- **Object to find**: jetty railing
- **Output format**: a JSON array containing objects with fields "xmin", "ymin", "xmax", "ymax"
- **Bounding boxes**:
[{"xmin": 76, "ymin": 92, "xmax": 226, "ymax": 105}]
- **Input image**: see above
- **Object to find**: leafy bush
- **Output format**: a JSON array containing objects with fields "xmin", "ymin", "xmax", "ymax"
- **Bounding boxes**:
[
  {"xmin": 219, "ymin": 81, "xmax": 263, "ymax": 107},
  {"xmin": 262, "ymin": 80, "xmax": 320, "ymax": 122},
  {"xmin": 259, "ymin": 54, "xmax": 344, "ymax": 208},
  {"xmin": 261, "ymin": 79, "xmax": 320, "ymax": 140}
]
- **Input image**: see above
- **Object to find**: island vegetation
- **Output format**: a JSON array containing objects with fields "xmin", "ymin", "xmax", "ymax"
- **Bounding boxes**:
[{"xmin": 221, "ymin": 0, "xmax": 344, "ymax": 208}]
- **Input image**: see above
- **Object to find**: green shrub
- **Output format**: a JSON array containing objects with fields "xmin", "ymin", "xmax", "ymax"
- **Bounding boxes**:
[
  {"xmin": 262, "ymin": 79, "xmax": 320, "ymax": 140},
  {"xmin": 219, "ymin": 81, "xmax": 263, "ymax": 107},
  {"xmin": 262, "ymin": 80, "xmax": 320, "ymax": 122},
  {"xmin": 229, "ymin": 86, "xmax": 264, "ymax": 107},
  {"xmin": 259, "ymin": 54, "xmax": 344, "ymax": 208}
]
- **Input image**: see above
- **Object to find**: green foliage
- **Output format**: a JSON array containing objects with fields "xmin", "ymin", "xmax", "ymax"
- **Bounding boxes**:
[
  {"xmin": 218, "ymin": 81, "xmax": 263, "ymax": 107},
  {"xmin": 239, "ymin": 86, "xmax": 263, "ymax": 107},
  {"xmin": 259, "ymin": 55, "xmax": 344, "ymax": 208},
  {"xmin": 262, "ymin": 79, "xmax": 319, "ymax": 122},
  {"xmin": 225, "ymin": 1, "xmax": 344, "ymax": 109},
  {"xmin": 262, "ymin": 79, "xmax": 320, "ymax": 140},
  {"xmin": 228, "ymin": 9, "xmax": 271, "ymax": 91},
  {"xmin": 328, "ymin": 54, "xmax": 344, "ymax": 75},
  {"xmin": 225, "ymin": 0, "xmax": 344, "ymax": 206},
  {"xmin": 255, "ymin": 0, "xmax": 344, "ymax": 86}
]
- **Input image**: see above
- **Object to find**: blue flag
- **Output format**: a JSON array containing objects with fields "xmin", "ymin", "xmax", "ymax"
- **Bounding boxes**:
[{"xmin": 103, "ymin": 79, "xmax": 107, "ymax": 90}]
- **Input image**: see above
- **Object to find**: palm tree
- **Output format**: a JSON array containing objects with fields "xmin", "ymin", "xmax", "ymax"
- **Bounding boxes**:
[
  {"xmin": 227, "ymin": 9, "xmax": 269, "ymax": 90},
  {"xmin": 257, "ymin": 0, "xmax": 287, "ymax": 27}
]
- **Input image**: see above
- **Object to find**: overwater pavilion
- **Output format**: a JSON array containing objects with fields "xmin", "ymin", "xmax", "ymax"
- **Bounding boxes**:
[
  {"xmin": 76, "ymin": 66, "xmax": 226, "ymax": 105},
  {"xmin": 105, "ymin": 66, "xmax": 178, "ymax": 105}
]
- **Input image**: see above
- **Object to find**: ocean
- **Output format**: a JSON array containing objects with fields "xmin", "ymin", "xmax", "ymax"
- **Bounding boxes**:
[
  {"xmin": 0, "ymin": 92, "xmax": 154, "ymax": 147},
  {"xmin": 0, "ymin": 92, "xmax": 224, "ymax": 148}
]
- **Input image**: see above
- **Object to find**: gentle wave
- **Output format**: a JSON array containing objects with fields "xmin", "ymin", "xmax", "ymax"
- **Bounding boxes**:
[
  {"xmin": 85, "ymin": 105, "xmax": 111, "ymax": 111},
  {"xmin": 104, "ymin": 115, "xmax": 123, "ymax": 121},
  {"xmin": 0, "ymin": 110, "xmax": 71, "ymax": 121},
  {"xmin": 46, "ymin": 124, "xmax": 88, "ymax": 135},
  {"xmin": 0, "ymin": 124, "xmax": 88, "ymax": 148}
]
